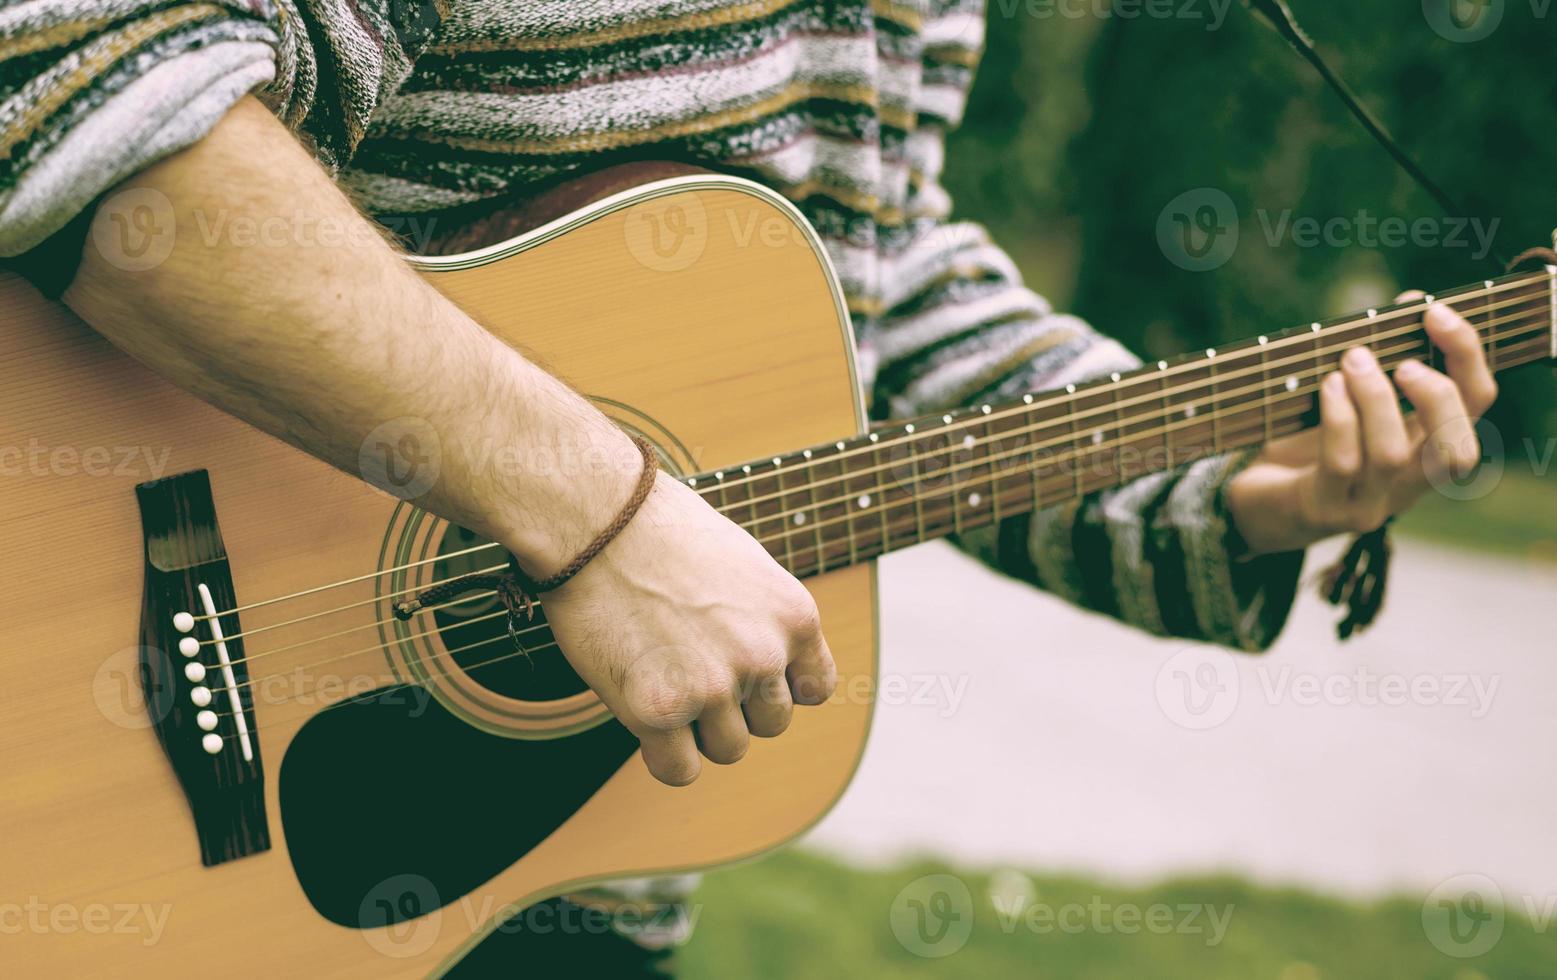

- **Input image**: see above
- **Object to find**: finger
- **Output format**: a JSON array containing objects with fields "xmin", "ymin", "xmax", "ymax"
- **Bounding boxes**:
[
  {"xmin": 1394, "ymin": 359, "xmax": 1480, "ymax": 478},
  {"xmin": 693, "ymin": 698, "xmax": 750, "ymax": 765},
  {"xmin": 1423, "ymin": 302, "xmax": 1498, "ymax": 416},
  {"xmin": 1342, "ymin": 345, "xmax": 1413, "ymax": 486},
  {"xmin": 638, "ymin": 726, "xmax": 702, "ymax": 787},
  {"xmin": 1316, "ymin": 371, "xmax": 1361, "ymax": 504},
  {"xmin": 787, "ymin": 631, "xmax": 837, "ymax": 707},
  {"xmin": 742, "ymin": 672, "xmax": 794, "ymax": 739}
]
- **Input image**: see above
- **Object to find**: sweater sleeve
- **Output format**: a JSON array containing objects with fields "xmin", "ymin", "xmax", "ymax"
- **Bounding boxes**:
[
  {"xmin": 0, "ymin": 0, "xmax": 444, "ymax": 257},
  {"xmin": 871, "ymin": 221, "xmax": 1305, "ymax": 653}
]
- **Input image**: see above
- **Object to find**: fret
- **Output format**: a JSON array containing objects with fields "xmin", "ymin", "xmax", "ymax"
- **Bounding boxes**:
[
  {"xmin": 1064, "ymin": 384, "xmax": 1083, "ymax": 502},
  {"xmin": 1155, "ymin": 361, "xmax": 1174, "ymax": 471},
  {"xmin": 971, "ymin": 405, "xmax": 996, "ymax": 526},
  {"xmin": 1548, "ymin": 263, "xmax": 1557, "ymax": 361},
  {"xmin": 903, "ymin": 426, "xmax": 929, "ymax": 545},
  {"xmin": 837, "ymin": 439, "xmax": 872, "ymax": 565},
  {"xmin": 771, "ymin": 457, "xmax": 796, "ymax": 573},
  {"xmin": 1109, "ymin": 375, "xmax": 1127, "ymax": 485},
  {"xmin": 1206, "ymin": 349, "xmax": 1222, "ymax": 455},
  {"xmin": 1256, "ymin": 338, "xmax": 1273, "ymax": 444},
  {"xmin": 949, "ymin": 418, "xmax": 970, "ymax": 538},
  {"xmin": 871, "ymin": 435, "xmax": 891, "ymax": 557},
  {"xmin": 1482, "ymin": 280, "xmax": 1498, "ymax": 373},
  {"xmin": 1308, "ymin": 320, "xmax": 1326, "ymax": 406},
  {"xmin": 799, "ymin": 449, "xmax": 828, "ymax": 575},
  {"xmin": 1023, "ymin": 395, "xmax": 1043, "ymax": 514}
]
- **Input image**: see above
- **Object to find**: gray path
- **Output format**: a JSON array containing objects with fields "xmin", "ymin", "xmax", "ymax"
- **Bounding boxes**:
[{"xmin": 802, "ymin": 537, "xmax": 1557, "ymax": 905}]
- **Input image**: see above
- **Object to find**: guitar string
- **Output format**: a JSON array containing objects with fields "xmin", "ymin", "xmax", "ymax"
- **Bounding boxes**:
[
  {"xmin": 198, "ymin": 316, "xmax": 1547, "ymax": 690},
  {"xmin": 188, "ymin": 301, "xmax": 1550, "ymax": 645},
  {"xmin": 216, "ymin": 325, "xmax": 1553, "ymax": 742},
  {"xmin": 193, "ymin": 312, "xmax": 1550, "ymax": 675},
  {"xmin": 189, "ymin": 275, "xmax": 1545, "ymax": 624}
]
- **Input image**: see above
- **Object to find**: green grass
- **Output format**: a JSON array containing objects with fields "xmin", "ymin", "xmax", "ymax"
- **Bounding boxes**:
[
  {"xmin": 674, "ymin": 851, "xmax": 1557, "ymax": 980},
  {"xmin": 1395, "ymin": 470, "xmax": 1557, "ymax": 564}
]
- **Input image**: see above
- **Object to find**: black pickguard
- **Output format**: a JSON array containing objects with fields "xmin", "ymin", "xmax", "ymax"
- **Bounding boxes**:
[{"xmin": 278, "ymin": 687, "xmax": 639, "ymax": 928}]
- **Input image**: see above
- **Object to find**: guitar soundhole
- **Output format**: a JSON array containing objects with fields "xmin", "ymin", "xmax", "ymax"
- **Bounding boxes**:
[{"xmin": 430, "ymin": 525, "xmax": 589, "ymax": 702}]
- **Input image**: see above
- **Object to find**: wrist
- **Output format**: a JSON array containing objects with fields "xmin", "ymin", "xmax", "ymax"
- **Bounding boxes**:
[
  {"xmin": 494, "ymin": 424, "xmax": 647, "ymax": 575},
  {"xmin": 1226, "ymin": 463, "xmax": 1323, "ymax": 557}
]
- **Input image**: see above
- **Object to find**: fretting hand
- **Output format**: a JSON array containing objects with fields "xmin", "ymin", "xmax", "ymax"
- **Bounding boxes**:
[{"xmin": 1227, "ymin": 294, "xmax": 1499, "ymax": 555}]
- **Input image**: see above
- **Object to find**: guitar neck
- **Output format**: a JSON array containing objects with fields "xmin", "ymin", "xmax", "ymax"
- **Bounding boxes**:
[{"xmin": 695, "ymin": 269, "xmax": 1557, "ymax": 579}]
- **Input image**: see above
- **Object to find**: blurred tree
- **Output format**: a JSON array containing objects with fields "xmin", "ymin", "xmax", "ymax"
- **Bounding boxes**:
[{"xmin": 944, "ymin": 0, "xmax": 1557, "ymax": 459}]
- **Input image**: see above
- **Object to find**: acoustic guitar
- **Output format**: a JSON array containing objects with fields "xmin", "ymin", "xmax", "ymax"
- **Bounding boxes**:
[{"xmin": 1, "ymin": 168, "xmax": 1552, "ymax": 976}]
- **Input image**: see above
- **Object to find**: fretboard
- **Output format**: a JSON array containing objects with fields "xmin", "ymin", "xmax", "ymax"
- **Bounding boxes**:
[{"xmin": 690, "ymin": 269, "xmax": 1556, "ymax": 579}]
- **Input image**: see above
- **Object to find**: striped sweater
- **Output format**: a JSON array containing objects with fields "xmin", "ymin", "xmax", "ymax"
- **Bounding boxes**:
[
  {"xmin": 1, "ymin": 0, "xmax": 1311, "ymax": 952},
  {"xmin": 0, "ymin": 0, "xmax": 1306, "ymax": 654}
]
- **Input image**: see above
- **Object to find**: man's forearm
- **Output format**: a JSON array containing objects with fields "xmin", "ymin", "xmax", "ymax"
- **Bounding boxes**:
[{"xmin": 62, "ymin": 96, "xmax": 633, "ymax": 573}]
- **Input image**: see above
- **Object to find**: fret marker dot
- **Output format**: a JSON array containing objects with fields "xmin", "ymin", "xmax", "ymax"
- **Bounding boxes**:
[
  {"xmin": 1424, "ymin": 295, "xmax": 1435, "ymax": 304},
  {"xmin": 794, "ymin": 513, "xmax": 807, "ymax": 526},
  {"xmin": 1185, "ymin": 404, "xmax": 1197, "ymax": 419},
  {"xmin": 803, "ymin": 449, "xmax": 813, "ymax": 459},
  {"xmin": 1023, "ymin": 394, "xmax": 1034, "ymax": 405},
  {"xmin": 1484, "ymin": 280, "xmax": 1495, "ymax": 289},
  {"xmin": 1206, "ymin": 348, "xmax": 1217, "ymax": 359},
  {"xmin": 869, "ymin": 433, "xmax": 880, "ymax": 442},
  {"xmin": 1284, "ymin": 376, "xmax": 1299, "ymax": 393},
  {"xmin": 905, "ymin": 424, "xmax": 915, "ymax": 434},
  {"xmin": 943, "ymin": 415, "xmax": 954, "ymax": 424},
  {"xmin": 982, "ymin": 405, "xmax": 992, "ymax": 414},
  {"xmin": 857, "ymin": 494, "xmax": 871, "ymax": 508},
  {"xmin": 688, "ymin": 477, "xmax": 697, "ymax": 487},
  {"xmin": 173, "ymin": 612, "xmax": 194, "ymax": 633},
  {"xmin": 772, "ymin": 457, "xmax": 781, "ymax": 467},
  {"xmin": 1158, "ymin": 361, "xmax": 1168, "ymax": 371},
  {"xmin": 1066, "ymin": 384, "xmax": 1077, "ymax": 394},
  {"xmin": 963, "ymin": 435, "xmax": 976, "ymax": 450},
  {"xmin": 836, "ymin": 442, "xmax": 846, "ymax": 451},
  {"xmin": 715, "ymin": 471, "xmax": 724, "ymax": 480},
  {"xmin": 1091, "ymin": 430, "xmax": 1104, "ymax": 445},
  {"xmin": 1110, "ymin": 372, "xmax": 1121, "ymax": 382},
  {"xmin": 1368, "ymin": 309, "xmax": 1378, "ymax": 318},
  {"xmin": 1258, "ymin": 336, "xmax": 1269, "ymax": 346},
  {"xmin": 1311, "ymin": 323, "xmax": 1322, "ymax": 333},
  {"xmin": 968, "ymin": 492, "xmax": 982, "ymax": 507},
  {"xmin": 743, "ymin": 465, "xmax": 752, "ymax": 474}
]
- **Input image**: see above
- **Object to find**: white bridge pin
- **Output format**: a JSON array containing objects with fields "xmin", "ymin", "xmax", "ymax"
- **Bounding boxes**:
[
  {"xmin": 173, "ymin": 612, "xmax": 195, "ymax": 633},
  {"xmin": 179, "ymin": 637, "xmax": 200, "ymax": 658},
  {"xmin": 196, "ymin": 710, "xmax": 218, "ymax": 732},
  {"xmin": 190, "ymin": 686, "xmax": 212, "ymax": 708},
  {"xmin": 184, "ymin": 662, "xmax": 206, "ymax": 684},
  {"xmin": 201, "ymin": 733, "xmax": 223, "ymax": 755}
]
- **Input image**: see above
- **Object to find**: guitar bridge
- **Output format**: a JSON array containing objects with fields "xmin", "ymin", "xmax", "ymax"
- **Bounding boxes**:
[{"xmin": 136, "ymin": 470, "xmax": 269, "ymax": 867}]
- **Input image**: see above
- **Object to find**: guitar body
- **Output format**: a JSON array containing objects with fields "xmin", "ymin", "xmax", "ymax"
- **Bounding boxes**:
[{"xmin": 0, "ymin": 176, "xmax": 876, "ymax": 976}]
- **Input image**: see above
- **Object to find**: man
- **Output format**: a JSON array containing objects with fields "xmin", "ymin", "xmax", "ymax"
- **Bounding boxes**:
[{"xmin": 0, "ymin": 1, "xmax": 1496, "ymax": 974}]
